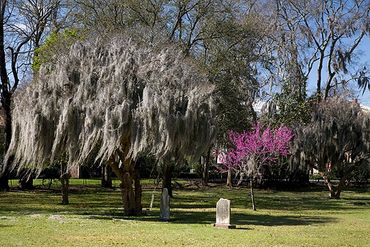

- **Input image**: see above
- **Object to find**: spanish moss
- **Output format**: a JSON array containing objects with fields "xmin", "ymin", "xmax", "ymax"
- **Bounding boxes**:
[{"xmin": 5, "ymin": 36, "xmax": 215, "ymax": 175}]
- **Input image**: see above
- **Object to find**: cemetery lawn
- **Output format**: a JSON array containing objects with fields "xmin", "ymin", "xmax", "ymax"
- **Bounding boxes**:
[{"xmin": 1, "ymin": 179, "xmax": 370, "ymax": 247}]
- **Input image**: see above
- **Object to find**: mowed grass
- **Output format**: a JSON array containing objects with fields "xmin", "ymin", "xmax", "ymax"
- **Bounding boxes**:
[{"xmin": 1, "ymin": 179, "xmax": 370, "ymax": 247}]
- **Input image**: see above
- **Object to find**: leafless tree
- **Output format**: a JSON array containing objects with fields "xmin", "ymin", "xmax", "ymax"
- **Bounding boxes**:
[{"xmin": 258, "ymin": 0, "xmax": 369, "ymax": 101}]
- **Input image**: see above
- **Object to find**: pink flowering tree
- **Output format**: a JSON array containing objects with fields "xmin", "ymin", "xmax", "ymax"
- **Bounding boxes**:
[{"xmin": 221, "ymin": 123, "xmax": 294, "ymax": 210}]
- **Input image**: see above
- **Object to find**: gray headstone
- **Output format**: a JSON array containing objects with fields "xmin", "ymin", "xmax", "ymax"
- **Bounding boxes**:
[
  {"xmin": 214, "ymin": 198, "xmax": 236, "ymax": 229},
  {"xmin": 160, "ymin": 188, "xmax": 170, "ymax": 221}
]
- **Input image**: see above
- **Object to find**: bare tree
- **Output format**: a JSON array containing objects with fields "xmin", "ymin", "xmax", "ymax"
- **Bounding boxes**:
[{"xmin": 258, "ymin": 0, "xmax": 369, "ymax": 101}]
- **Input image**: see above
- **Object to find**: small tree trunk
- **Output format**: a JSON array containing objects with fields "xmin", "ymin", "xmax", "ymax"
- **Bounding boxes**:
[
  {"xmin": 202, "ymin": 148, "xmax": 211, "ymax": 186},
  {"xmin": 322, "ymin": 173, "xmax": 345, "ymax": 199},
  {"xmin": 101, "ymin": 165, "xmax": 112, "ymax": 188},
  {"xmin": 0, "ymin": 8, "xmax": 12, "ymax": 192},
  {"xmin": 250, "ymin": 179, "xmax": 256, "ymax": 211},
  {"xmin": 237, "ymin": 172, "xmax": 244, "ymax": 187},
  {"xmin": 226, "ymin": 169, "xmax": 232, "ymax": 188},
  {"xmin": 133, "ymin": 163, "xmax": 142, "ymax": 213},
  {"xmin": 0, "ymin": 175, "xmax": 9, "ymax": 191},
  {"xmin": 0, "ymin": 111, "xmax": 12, "ymax": 191},
  {"xmin": 149, "ymin": 194, "xmax": 155, "ymax": 210},
  {"xmin": 19, "ymin": 177, "xmax": 34, "ymax": 190},
  {"xmin": 328, "ymin": 185, "xmax": 341, "ymax": 199},
  {"xmin": 60, "ymin": 173, "xmax": 70, "ymax": 205},
  {"xmin": 162, "ymin": 164, "xmax": 173, "ymax": 198},
  {"xmin": 326, "ymin": 179, "xmax": 336, "ymax": 199},
  {"xmin": 329, "ymin": 190, "xmax": 339, "ymax": 199},
  {"xmin": 329, "ymin": 177, "xmax": 346, "ymax": 199}
]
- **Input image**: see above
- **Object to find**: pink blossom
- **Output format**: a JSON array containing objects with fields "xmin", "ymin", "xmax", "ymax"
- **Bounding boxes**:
[{"xmin": 222, "ymin": 123, "xmax": 294, "ymax": 173}]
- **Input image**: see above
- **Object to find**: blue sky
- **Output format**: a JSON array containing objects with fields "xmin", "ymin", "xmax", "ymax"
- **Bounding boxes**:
[
  {"xmin": 306, "ymin": 36, "xmax": 370, "ymax": 106},
  {"xmin": 355, "ymin": 36, "xmax": 370, "ymax": 106}
]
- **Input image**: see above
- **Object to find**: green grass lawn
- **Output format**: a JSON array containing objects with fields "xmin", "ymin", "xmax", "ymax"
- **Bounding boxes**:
[{"xmin": 1, "ymin": 179, "xmax": 370, "ymax": 247}]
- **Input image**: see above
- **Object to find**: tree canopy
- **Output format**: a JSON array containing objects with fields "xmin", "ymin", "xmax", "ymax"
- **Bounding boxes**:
[
  {"xmin": 4, "ymin": 36, "xmax": 215, "ymax": 176},
  {"xmin": 292, "ymin": 97, "xmax": 370, "ymax": 198}
]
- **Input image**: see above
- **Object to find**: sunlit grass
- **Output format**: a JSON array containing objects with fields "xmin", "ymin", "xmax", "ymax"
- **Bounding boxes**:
[{"xmin": 1, "ymin": 181, "xmax": 369, "ymax": 247}]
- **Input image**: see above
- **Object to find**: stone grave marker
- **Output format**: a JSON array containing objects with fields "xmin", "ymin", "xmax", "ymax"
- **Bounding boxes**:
[
  {"xmin": 160, "ymin": 188, "xmax": 170, "ymax": 221},
  {"xmin": 214, "ymin": 198, "xmax": 236, "ymax": 229}
]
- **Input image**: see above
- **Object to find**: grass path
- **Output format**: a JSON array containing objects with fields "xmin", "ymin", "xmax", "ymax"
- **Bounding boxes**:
[{"xmin": 1, "ymin": 180, "xmax": 369, "ymax": 246}]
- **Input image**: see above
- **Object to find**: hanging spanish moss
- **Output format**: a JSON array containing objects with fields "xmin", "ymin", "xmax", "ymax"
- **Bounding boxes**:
[
  {"xmin": 291, "ymin": 97, "xmax": 370, "ymax": 199},
  {"xmin": 5, "ymin": 36, "xmax": 215, "ymax": 177}
]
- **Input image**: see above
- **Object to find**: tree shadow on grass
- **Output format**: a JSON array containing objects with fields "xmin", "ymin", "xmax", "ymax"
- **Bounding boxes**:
[
  {"xmin": 341, "ymin": 197, "xmax": 370, "ymax": 206},
  {"xmin": 0, "ymin": 196, "xmax": 340, "ymax": 228},
  {"xmin": 0, "ymin": 186, "xmax": 368, "ymax": 223},
  {"xmin": 0, "ymin": 224, "xmax": 13, "ymax": 228},
  {"xmin": 85, "ymin": 209, "xmax": 335, "ymax": 227},
  {"xmin": 237, "ymin": 192, "xmax": 370, "ymax": 212},
  {"xmin": 172, "ymin": 195, "xmax": 370, "ymax": 212},
  {"xmin": 169, "ymin": 211, "xmax": 336, "ymax": 226}
]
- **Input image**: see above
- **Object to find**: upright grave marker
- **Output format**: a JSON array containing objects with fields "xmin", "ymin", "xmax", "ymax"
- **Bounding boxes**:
[
  {"xmin": 214, "ymin": 198, "xmax": 236, "ymax": 229},
  {"xmin": 160, "ymin": 188, "xmax": 170, "ymax": 221}
]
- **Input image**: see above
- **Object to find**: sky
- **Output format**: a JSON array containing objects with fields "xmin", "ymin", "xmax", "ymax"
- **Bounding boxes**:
[
  {"xmin": 307, "ymin": 36, "xmax": 370, "ymax": 107},
  {"xmin": 355, "ymin": 36, "xmax": 370, "ymax": 106}
]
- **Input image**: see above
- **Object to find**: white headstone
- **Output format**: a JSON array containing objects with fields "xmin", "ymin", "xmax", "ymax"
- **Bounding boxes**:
[
  {"xmin": 160, "ymin": 188, "xmax": 170, "ymax": 221},
  {"xmin": 214, "ymin": 198, "xmax": 236, "ymax": 228}
]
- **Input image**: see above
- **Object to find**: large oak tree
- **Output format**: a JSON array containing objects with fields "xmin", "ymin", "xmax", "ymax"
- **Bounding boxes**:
[{"xmin": 5, "ymin": 36, "xmax": 215, "ymax": 215}]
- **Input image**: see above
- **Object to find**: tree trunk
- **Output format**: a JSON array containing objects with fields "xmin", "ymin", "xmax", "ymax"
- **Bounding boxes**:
[
  {"xmin": 121, "ymin": 168, "xmax": 136, "ymax": 215},
  {"xmin": 237, "ymin": 172, "xmax": 244, "ymax": 187},
  {"xmin": 333, "ymin": 177, "xmax": 347, "ymax": 199},
  {"xmin": 0, "ymin": 99, "xmax": 12, "ymax": 191},
  {"xmin": 0, "ymin": 175, "xmax": 9, "ymax": 191},
  {"xmin": 327, "ymin": 182, "xmax": 341, "ymax": 199},
  {"xmin": 60, "ymin": 173, "xmax": 70, "ymax": 205},
  {"xmin": 109, "ymin": 157, "xmax": 142, "ymax": 216},
  {"xmin": 133, "ymin": 162, "xmax": 142, "ymax": 213},
  {"xmin": 322, "ymin": 174, "xmax": 345, "ymax": 199},
  {"xmin": 226, "ymin": 168, "xmax": 232, "ymax": 188},
  {"xmin": 316, "ymin": 50, "xmax": 325, "ymax": 101},
  {"xmin": 0, "ymin": 2, "xmax": 11, "ymax": 192},
  {"xmin": 202, "ymin": 148, "xmax": 211, "ymax": 186},
  {"xmin": 19, "ymin": 177, "xmax": 34, "ymax": 190},
  {"xmin": 162, "ymin": 164, "xmax": 173, "ymax": 198},
  {"xmin": 101, "ymin": 165, "xmax": 112, "ymax": 188},
  {"xmin": 250, "ymin": 179, "xmax": 256, "ymax": 211},
  {"xmin": 121, "ymin": 160, "xmax": 142, "ymax": 215}
]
